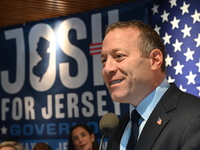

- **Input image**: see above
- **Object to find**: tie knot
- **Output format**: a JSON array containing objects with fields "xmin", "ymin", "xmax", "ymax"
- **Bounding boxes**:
[{"xmin": 131, "ymin": 109, "xmax": 141, "ymax": 124}]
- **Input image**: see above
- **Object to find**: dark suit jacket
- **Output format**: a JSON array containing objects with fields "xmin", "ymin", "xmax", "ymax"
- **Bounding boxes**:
[{"xmin": 106, "ymin": 83, "xmax": 200, "ymax": 150}]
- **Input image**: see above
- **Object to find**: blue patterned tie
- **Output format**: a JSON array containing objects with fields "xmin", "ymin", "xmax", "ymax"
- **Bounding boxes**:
[{"xmin": 126, "ymin": 110, "xmax": 141, "ymax": 150}]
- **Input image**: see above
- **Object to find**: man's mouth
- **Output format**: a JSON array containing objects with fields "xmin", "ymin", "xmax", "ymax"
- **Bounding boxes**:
[{"xmin": 110, "ymin": 79, "xmax": 123, "ymax": 85}]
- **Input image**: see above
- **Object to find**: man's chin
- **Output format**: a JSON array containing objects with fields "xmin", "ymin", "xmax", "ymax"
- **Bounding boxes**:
[{"xmin": 111, "ymin": 95, "xmax": 127, "ymax": 103}]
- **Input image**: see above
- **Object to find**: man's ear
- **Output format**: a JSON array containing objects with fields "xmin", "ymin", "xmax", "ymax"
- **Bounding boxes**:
[{"xmin": 149, "ymin": 49, "xmax": 163, "ymax": 71}]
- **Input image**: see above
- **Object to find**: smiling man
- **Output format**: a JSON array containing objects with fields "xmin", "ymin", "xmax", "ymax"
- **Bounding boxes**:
[{"xmin": 101, "ymin": 20, "xmax": 200, "ymax": 150}]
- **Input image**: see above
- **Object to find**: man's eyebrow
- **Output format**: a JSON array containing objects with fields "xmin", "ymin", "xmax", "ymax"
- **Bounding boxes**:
[{"xmin": 101, "ymin": 48, "xmax": 123, "ymax": 58}]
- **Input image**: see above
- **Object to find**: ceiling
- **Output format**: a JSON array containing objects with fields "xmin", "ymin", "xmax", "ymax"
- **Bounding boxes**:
[{"xmin": 0, "ymin": 0, "xmax": 136, "ymax": 28}]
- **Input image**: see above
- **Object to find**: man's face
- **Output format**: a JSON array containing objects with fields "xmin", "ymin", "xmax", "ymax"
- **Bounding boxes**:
[{"xmin": 101, "ymin": 27, "xmax": 153, "ymax": 106}]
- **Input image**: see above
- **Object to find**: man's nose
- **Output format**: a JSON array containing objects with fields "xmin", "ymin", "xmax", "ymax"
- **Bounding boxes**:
[{"xmin": 103, "ymin": 59, "xmax": 117, "ymax": 76}]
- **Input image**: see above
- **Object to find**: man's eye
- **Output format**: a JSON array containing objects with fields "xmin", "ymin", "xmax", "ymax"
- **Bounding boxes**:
[
  {"xmin": 115, "ymin": 54, "xmax": 124, "ymax": 59},
  {"xmin": 114, "ymin": 54, "xmax": 125, "ymax": 61},
  {"xmin": 116, "ymin": 54, "xmax": 123, "ymax": 58},
  {"xmin": 101, "ymin": 59, "xmax": 106, "ymax": 63}
]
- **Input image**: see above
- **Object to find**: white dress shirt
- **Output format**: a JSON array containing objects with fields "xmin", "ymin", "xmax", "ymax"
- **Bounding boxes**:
[{"xmin": 120, "ymin": 78, "xmax": 170, "ymax": 150}]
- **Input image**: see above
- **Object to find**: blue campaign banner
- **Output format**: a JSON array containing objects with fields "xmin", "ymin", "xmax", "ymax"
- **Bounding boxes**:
[{"xmin": 0, "ymin": 0, "xmax": 151, "ymax": 149}]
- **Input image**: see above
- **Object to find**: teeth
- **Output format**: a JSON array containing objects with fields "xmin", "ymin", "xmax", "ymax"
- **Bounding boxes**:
[{"xmin": 110, "ymin": 80, "xmax": 122, "ymax": 85}]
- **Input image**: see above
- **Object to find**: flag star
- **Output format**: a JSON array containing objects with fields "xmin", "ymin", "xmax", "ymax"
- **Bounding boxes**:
[
  {"xmin": 191, "ymin": 9, "xmax": 200, "ymax": 23},
  {"xmin": 185, "ymin": 71, "xmax": 197, "ymax": 85},
  {"xmin": 162, "ymin": 32, "xmax": 172, "ymax": 44},
  {"xmin": 180, "ymin": 1, "xmax": 190, "ymax": 15},
  {"xmin": 167, "ymin": 75, "xmax": 175, "ymax": 83},
  {"xmin": 1, "ymin": 126, "xmax": 7, "ymax": 135},
  {"xmin": 179, "ymin": 85, "xmax": 187, "ymax": 92},
  {"xmin": 170, "ymin": 16, "xmax": 180, "ymax": 29},
  {"xmin": 195, "ymin": 58, "xmax": 200, "ymax": 72},
  {"xmin": 197, "ymin": 87, "xmax": 200, "ymax": 96},
  {"xmin": 174, "ymin": 61, "xmax": 184, "ymax": 75},
  {"xmin": 172, "ymin": 39, "xmax": 183, "ymax": 52},
  {"xmin": 161, "ymin": 10, "xmax": 170, "ymax": 22},
  {"xmin": 151, "ymin": 4, "xmax": 159, "ymax": 15},
  {"xmin": 194, "ymin": 33, "xmax": 200, "ymax": 47},
  {"xmin": 183, "ymin": 47, "xmax": 194, "ymax": 62},
  {"xmin": 154, "ymin": 24, "xmax": 161, "ymax": 34},
  {"xmin": 181, "ymin": 24, "xmax": 192, "ymax": 38},
  {"xmin": 165, "ymin": 54, "xmax": 173, "ymax": 66},
  {"xmin": 169, "ymin": 0, "xmax": 177, "ymax": 8}
]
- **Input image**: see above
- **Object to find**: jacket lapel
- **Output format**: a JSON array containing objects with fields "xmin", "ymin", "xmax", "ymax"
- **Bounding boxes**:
[
  {"xmin": 135, "ymin": 102, "xmax": 169, "ymax": 150},
  {"xmin": 135, "ymin": 83, "xmax": 181, "ymax": 150}
]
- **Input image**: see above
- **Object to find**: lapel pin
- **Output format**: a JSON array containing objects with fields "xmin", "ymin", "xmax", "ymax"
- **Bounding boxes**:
[{"xmin": 157, "ymin": 117, "xmax": 162, "ymax": 125}]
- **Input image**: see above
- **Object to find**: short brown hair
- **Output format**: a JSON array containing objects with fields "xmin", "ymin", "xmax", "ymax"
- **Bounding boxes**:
[{"xmin": 105, "ymin": 20, "xmax": 166, "ymax": 73}]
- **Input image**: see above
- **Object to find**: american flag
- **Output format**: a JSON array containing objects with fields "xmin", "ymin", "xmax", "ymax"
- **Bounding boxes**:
[
  {"xmin": 156, "ymin": 117, "xmax": 162, "ymax": 125},
  {"xmin": 149, "ymin": 0, "xmax": 200, "ymax": 97}
]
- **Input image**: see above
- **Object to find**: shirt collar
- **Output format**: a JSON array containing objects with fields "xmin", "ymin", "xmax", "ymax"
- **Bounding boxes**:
[{"xmin": 129, "ymin": 78, "xmax": 170, "ymax": 121}]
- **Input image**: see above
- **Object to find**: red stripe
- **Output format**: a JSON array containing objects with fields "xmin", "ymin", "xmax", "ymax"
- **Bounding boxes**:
[
  {"xmin": 90, "ymin": 47, "xmax": 102, "ymax": 51},
  {"xmin": 90, "ymin": 51, "xmax": 101, "ymax": 55},
  {"xmin": 89, "ymin": 42, "xmax": 102, "ymax": 46}
]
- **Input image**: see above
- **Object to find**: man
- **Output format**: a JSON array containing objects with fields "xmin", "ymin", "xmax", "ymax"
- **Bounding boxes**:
[{"xmin": 101, "ymin": 20, "xmax": 200, "ymax": 150}]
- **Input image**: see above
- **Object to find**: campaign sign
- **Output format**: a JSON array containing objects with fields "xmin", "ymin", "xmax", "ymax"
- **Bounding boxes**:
[{"xmin": 0, "ymin": 0, "xmax": 150, "ymax": 149}]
